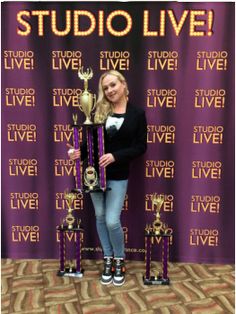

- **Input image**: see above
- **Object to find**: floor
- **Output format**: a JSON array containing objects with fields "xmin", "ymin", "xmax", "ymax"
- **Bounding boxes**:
[{"xmin": 1, "ymin": 259, "xmax": 235, "ymax": 314}]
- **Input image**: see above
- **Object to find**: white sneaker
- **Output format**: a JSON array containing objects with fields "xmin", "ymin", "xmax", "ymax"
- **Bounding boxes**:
[
  {"xmin": 113, "ymin": 258, "xmax": 125, "ymax": 286},
  {"xmin": 100, "ymin": 257, "xmax": 113, "ymax": 285}
]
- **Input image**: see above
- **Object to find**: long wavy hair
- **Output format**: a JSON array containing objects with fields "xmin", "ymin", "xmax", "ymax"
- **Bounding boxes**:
[{"xmin": 94, "ymin": 70, "xmax": 129, "ymax": 123}]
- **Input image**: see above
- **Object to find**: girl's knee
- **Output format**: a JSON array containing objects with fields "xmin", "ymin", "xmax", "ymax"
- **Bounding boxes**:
[
  {"xmin": 96, "ymin": 214, "xmax": 105, "ymax": 223},
  {"xmin": 106, "ymin": 220, "xmax": 120, "ymax": 230}
]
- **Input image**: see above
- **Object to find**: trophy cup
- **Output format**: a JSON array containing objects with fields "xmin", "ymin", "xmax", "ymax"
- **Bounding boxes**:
[
  {"xmin": 57, "ymin": 189, "xmax": 84, "ymax": 278},
  {"xmin": 143, "ymin": 194, "xmax": 172, "ymax": 285},
  {"xmin": 71, "ymin": 67, "xmax": 107, "ymax": 193},
  {"xmin": 78, "ymin": 68, "xmax": 96, "ymax": 125}
]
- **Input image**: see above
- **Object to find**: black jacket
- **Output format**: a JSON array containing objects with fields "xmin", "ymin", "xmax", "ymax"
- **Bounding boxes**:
[
  {"xmin": 81, "ymin": 103, "xmax": 147, "ymax": 180},
  {"xmin": 105, "ymin": 103, "xmax": 147, "ymax": 179}
]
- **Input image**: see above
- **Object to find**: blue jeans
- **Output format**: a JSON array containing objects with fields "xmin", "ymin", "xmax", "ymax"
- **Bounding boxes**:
[{"xmin": 90, "ymin": 180, "xmax": 128, "ymax": 259}]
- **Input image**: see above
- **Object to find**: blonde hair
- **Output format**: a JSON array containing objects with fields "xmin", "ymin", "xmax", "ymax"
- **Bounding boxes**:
[{"xmin": 94, "ymin": 70, "xmax": 129, "ymax": 123}]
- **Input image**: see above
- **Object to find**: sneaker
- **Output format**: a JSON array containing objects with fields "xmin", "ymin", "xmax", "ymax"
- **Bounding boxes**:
[
  {"xmin": 100, "ymin": 257, "xmax": 113, "ymax": 285},
  {"xmin": 113, "ymin": 258, "xmax": 125, "ymax": 286}
]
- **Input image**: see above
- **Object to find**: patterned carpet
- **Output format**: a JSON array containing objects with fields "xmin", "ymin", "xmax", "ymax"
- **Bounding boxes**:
[{"xmin": 1, "ymin": 259, "xmax": 235, "ymax": 314}]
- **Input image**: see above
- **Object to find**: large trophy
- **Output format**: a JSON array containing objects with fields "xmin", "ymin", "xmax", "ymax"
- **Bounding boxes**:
[
  {"xmin": 71, "ymin": 67, "xmax": 107, "ymax": 193},
  {"xmin": 57, "ymin": 189, "xmax": 84, "ymax": 278},
  {"xmin": 143, "ymin": 194, "xmax": 173, "ymax": 285}
]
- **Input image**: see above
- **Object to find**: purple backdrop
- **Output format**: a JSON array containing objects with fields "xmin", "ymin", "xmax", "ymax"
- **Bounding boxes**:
[{"xmin": 2, "ymin": 1, "xmax": 235, "ymax": 263}]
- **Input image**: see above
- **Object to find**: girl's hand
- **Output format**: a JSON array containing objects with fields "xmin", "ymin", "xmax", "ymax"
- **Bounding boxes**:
[
  {"xmin": 66, "ymin": 143, "xmax": 81, "ymax": 160},
  {"xmin": 99, "ymin": 153, "xmax": 115, "ymax": 167}
]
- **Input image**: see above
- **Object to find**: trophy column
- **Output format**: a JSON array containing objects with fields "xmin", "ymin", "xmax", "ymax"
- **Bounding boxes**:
[
  {"xmin": 145, "ymin": 234, "xmax": 152, "ymax": 279},
  {"xmin": 75, "ymin": 229, "xmax": 83, "ymax": 273},
  {"xmin": 162, "ymin": 236, "xmax": 169, "ymax": 280},
  {"xmin": 143, "ymin": 233, "xmax": 171, "ymax": 285},
  {"xmin": 59, "ymin": 229, "xmax": 65, "ymax": 273},
  {"xmin": 72, "ymin": 118, "xmax": 82, "ymax": 191},
  {"xmin": 97, "ymin": 125, "xmax": 106, "ymax": 190}
]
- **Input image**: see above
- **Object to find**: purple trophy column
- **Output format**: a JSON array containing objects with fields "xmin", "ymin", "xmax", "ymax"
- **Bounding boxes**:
[
  {"xmin": 76, "ymin": 230, "xmax": 81, "ymax": 273},
  {"xmin": 145, "ymin": 236, "xmax": 151, "ymax": 279},
  {"xmin": 162, "ymin": 236, "xmax": 169, "ymax": 279},
  {"xmin": 59, "ymin": 230, "xmax": 65, "ymax": 272},
  {"xmin": 97, "ymin": 126, "xmax": 106, "ymax": 190},
  {"xmin": 73, "ymin": 127, "xmax": 82, "ymax": 190},
  {"xmin": 87, "ymin": 127, "xmax": 93, "ymax": 166}
]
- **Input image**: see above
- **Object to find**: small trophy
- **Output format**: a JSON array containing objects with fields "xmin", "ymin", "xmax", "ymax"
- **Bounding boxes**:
[
  {"xmin": 57, "ymin": 189, "xmax": 84, "ymax": 278},
  {"xmin": 71, "ymin": 67, "xmax": 107, "ymax": 193},
  {"xmin": 143, "ymin": 194, "xmax": 172, "ymax": 285}
]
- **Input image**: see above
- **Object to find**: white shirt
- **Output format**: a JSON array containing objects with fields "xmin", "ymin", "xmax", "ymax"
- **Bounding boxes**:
[{"xmin": 105, "ymin": 113, "xmax": 125, "ymax": 137}]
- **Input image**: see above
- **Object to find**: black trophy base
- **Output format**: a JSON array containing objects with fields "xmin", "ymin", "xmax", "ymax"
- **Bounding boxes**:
[
  {"xmin": 71, "ymin": 188, "xmax": 83, "ymax": 193},
  {"xmin": 86, "ymin": 187, "xmax": 111, "ymax": 193},
  {"xmin": 71, "ymin": 123, "xmax": 104, "ymax": 128},
  {"xmin": 57, "ymin": 225, "xmax": 83, "ymax": 232},
  {"xmin": 71, "ymin": 187, "xmax": 111, "ymax": 194},
  {"xmin": 57, "ymin": 268, "xmax": 84, "ymax": 278},
  {"xmin": 143, "ymin": 275, "xmax": 170, "ymax": 285}
]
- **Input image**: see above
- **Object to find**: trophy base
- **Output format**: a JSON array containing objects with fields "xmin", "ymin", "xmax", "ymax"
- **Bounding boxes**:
[
  {"xmin": 57, "ymin": 225, "xmax": 84, "ymax": 232},
  {"xmin": 57, "ymin": 268, "xmax": 84, "ymax": 278},
  {"xmin": 143, "ymin": 276, "xmax": 170, "ymax": 285},
  {"xmin": 71, "ymin": 187, "xmax": 112, "ymax": 193},
  {"xmin": 71, "ymin": 188, "xmax": 83, "ymax": 193},
  {"xmin": 86, "ymin": 187, "xmax": 112, "ymax": 193},
  {"xmin": 145, "ymin": 231, "xmax": 171, "ymax": 237},
  {"xmin": 71, "ymin": 123, "xmax": 105, "ymax": 128}
]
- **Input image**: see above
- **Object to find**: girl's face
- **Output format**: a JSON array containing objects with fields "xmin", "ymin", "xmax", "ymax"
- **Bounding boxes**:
[{"xmin": 102, "ymin": 74, "xmax": 126, "ymax": 105}]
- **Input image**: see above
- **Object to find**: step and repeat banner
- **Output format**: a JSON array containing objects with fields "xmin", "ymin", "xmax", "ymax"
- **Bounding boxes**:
[{"xmin": 2, "ymin": 2, "xmax": 235, "ymax": 263}]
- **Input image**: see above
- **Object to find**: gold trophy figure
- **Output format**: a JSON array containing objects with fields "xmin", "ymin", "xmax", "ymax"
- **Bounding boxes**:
[
  {"xmin": 72, "ymin": 113, "xmax": 78, "ymax": 126},
  {"xmin": 78, "ymin": 67, "xmax": 96, "ymax": 125},
  {"xmin": 63, "ymin": 189, "xmax": 77, "ymax": 229},
  {"xmin": 151, "ymin": 193, "xmax": 165, "ymax": 235}
]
